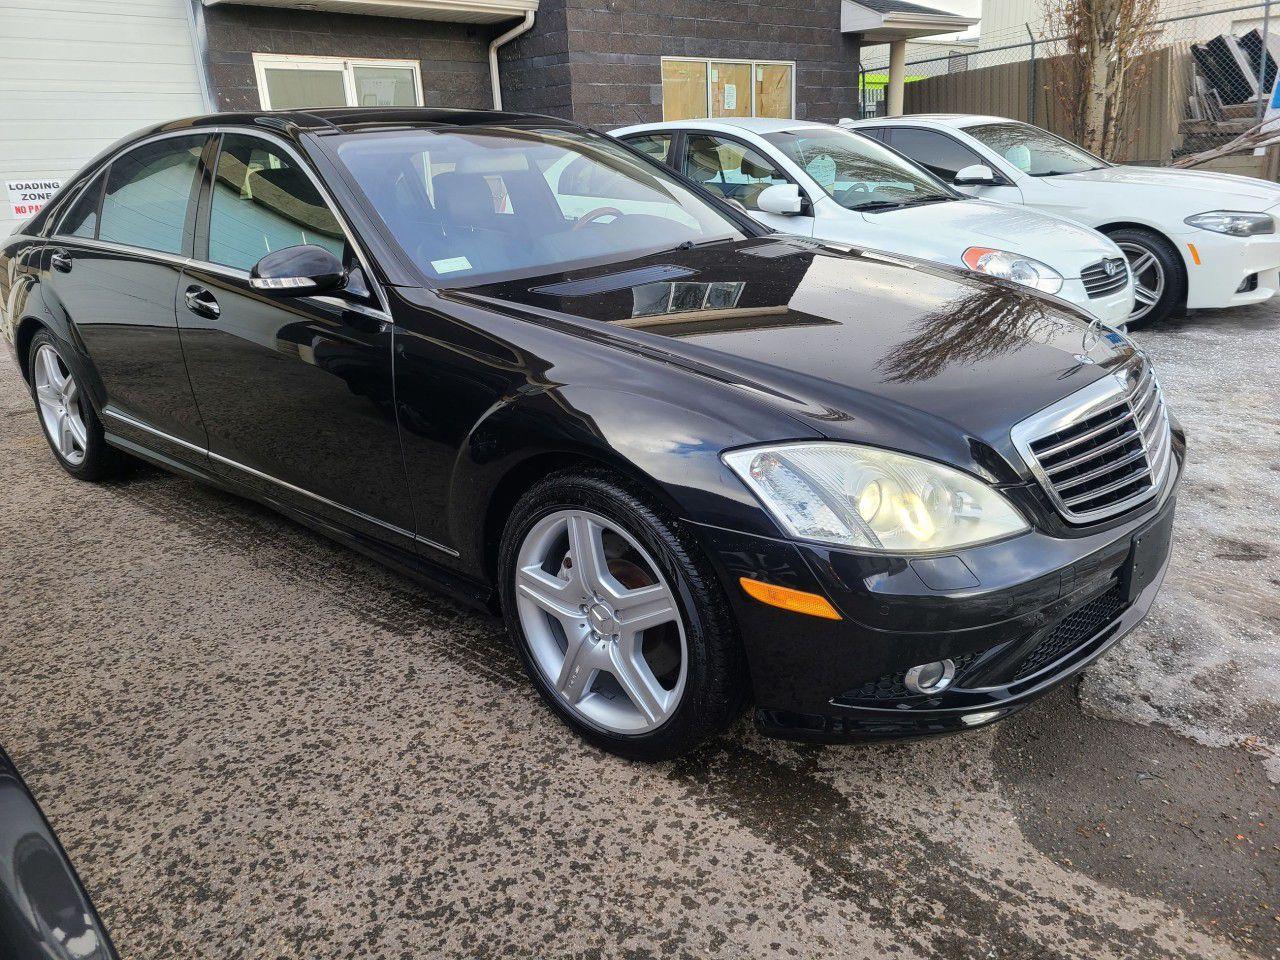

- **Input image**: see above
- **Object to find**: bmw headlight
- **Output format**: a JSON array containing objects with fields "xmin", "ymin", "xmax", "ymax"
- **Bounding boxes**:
[
  {"xmin": 723, "ymin": 442, "xmax": 1029, "ymax": 553},
  {"xmin": 962, "ymin": 247, "xmax": 1064, "ymax": 294},
  {"xmin": 1184, "ymin": 210, "xmax": 1274, "ymax": 237}
]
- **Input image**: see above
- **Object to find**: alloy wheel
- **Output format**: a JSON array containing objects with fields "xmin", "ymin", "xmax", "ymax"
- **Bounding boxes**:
[
  {"xmin": 514, "ymin": 509, "xmax": 688, "ymax": 735},
  {"xmin": 33, "ymin": 344, "xmax": 88, "ymax": 466},
  {"xmin": 1118, "ymin": 241, "xmax": 1166, "ymax": 322}
]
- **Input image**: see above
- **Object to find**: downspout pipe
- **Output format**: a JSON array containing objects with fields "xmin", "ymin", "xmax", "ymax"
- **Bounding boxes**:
[{"xmin": 490, "ymin": 10, "xmax": 536, "ymax": 110}]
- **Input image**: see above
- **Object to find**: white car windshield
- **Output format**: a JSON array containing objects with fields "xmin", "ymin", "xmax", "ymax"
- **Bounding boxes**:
[
  {"xmin": 330, "ymin": 125, "xmax": 746, "ymax": 285},
  {"xmin": 762, "ymin": 126, "xmax": 954, "ymax": 212},
  {"xmin": 964, "ymin": 122, "xmax": 1107, "ymax": 177}
]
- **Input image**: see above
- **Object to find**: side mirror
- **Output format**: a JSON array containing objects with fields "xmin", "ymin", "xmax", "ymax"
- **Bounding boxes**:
[
  {"xmin": 756, "ymin": 182, "xmax": 804, "ymax": 215},
  {"xmin": 953, "ymin": 164, "xmax": 1000, "ymax": 186},
  {"xmin": 250, "ymin": 245, "xmax": 347, "ymax": 296}
]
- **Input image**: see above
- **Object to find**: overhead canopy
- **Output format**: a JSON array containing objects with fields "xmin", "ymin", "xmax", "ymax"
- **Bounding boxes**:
[
  {"xmin": 841, "ymin": 0, "xmax": 977, "ymax": 42},
  {"xmin": 202, "ymin": 0, "xmax": 537, "ymax": 24}
]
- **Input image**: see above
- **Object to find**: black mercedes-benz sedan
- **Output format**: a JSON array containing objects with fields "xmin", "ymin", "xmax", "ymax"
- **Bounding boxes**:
[{"xmin": 1, "ymin": 109, "xmax": 1184, "ymax": 760}]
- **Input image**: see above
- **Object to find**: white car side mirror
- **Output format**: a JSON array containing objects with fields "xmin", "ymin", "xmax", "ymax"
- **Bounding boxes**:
[
  {"xmin": 954, "ymin": 164, "xmax": 999, "ymax": 186},
  {"xmin": 756, "ymin": 182, "xmax": 804, "ymax": 215}
]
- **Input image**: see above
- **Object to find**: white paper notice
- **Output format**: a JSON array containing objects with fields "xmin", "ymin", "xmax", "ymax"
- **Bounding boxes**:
[
  {"xmin": 5, "ymin": 178, "xmax": 63, "ymax": 219},
  {"xmin": 724, "ymin": 84, "xmax": 737, "ymax": 111}
]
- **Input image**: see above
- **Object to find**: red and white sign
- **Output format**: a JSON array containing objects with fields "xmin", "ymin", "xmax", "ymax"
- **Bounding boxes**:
[{"xmin": 5, "ymin": 178, "xmax": 64, "ymax": 220}]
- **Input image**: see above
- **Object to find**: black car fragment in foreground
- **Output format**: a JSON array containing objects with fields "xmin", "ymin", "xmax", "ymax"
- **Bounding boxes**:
[{"xmin": 1, "ymin": 108, "xmax": 1184, "ymax": 760}]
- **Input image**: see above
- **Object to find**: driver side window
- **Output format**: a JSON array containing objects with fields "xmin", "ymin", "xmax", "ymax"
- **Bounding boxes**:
[{"xmin": 678, "ymin": 134, "xmax": 788, "ymax": 212}]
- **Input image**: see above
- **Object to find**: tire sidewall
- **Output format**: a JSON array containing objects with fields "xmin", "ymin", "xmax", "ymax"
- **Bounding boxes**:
[
  {"xmin": 1109, "ymin": 228, "xmax": 1185, "ymax": 329},
  {"xmin": 498, "ymin": 471, "xmax": 732, "ymax": 760}
]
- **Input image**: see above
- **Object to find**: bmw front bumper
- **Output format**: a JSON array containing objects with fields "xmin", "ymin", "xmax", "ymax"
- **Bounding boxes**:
[{"xmin": 692, "ymin": 425, "xmax": 1185, "ymax": 742}]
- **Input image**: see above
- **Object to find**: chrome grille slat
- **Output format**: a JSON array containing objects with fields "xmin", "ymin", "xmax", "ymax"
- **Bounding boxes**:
[
  {"xmin": 1055, "ymin": 447, "xmax": 1149, "ymax": 492},
  {"xmin": 1081, "ymin": 257, "xmax": 1130, "ymax": 298},
  {"xmin": 1045, "ymin": 428, "xmax": 1141, "ymax": 475},
  {"xmin": 1011, "ymin": 357, "xmax": 1173, "ymax": 524}
]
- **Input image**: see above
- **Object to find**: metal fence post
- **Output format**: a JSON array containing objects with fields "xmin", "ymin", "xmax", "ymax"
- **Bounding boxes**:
[
  {"xmin": 859, "ymin": 64, "xmax": 867, "ymax": 119},
  {"xmin": 1258, "ymin": 0, "xmax": 1273, "ymax": 123},
  {"xmin": 1027, "ymin": 24, "xmax": 1037, "ymax": 125}
]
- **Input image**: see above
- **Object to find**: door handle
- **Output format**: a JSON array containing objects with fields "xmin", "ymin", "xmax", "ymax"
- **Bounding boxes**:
[
  {"xmin": 184, "ymin": 285, "xmax": 220, "ymax": 320},
  {"xmin": 50, "ymin": 251, "xmax": 72, "ymax": 273}
]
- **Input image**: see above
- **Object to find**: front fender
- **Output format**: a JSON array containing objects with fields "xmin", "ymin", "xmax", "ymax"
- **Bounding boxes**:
[{"xmin": 448, "ymin": 383, "xmax": 819, "ymax": 577}]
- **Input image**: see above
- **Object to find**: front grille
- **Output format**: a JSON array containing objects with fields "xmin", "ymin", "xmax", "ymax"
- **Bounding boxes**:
[
  {"xmin": 1012, "ymin": 358, "xmax": 1173, "ymax": 523},
  {"xmin": 1014, "ymin": 583, "xmax": 1128, "ymax": 680},
  {"xmin": 1081, "ymin": 257, "xmax": 1129, "ymax": 298}
]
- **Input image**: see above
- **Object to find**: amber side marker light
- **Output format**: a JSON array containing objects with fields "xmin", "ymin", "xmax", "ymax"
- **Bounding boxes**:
[
  {"xmin": 739, "ymin": 576, "xmax": 842, "ymax": 620},
  {"xmin": 1187, "ymin": 243, "xmax": 1202, "ymax": 265}
]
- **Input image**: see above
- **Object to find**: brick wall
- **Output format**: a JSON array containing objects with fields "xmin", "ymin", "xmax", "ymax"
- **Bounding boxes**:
[
  {"xmin": 202, "ymin": 5, "xmax": 494, "ymax": 112},
  {"xmin": 499, "ymin": 0, "xmax": 859, "ymax": 128}
]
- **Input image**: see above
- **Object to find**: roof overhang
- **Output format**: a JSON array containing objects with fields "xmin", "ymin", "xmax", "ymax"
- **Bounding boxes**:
[
  {"xmin": 841, "ymin": 0, "xmax": 977, "ymax": 42},
  {"xmin": 202, "ymin": 0, "xmax": 537, "ymax": 24}
]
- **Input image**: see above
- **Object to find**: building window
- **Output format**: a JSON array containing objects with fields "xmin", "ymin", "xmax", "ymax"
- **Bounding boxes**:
[
  {"xmin": 661, "ymin": 58, "xmax": 794, "ymax": 121},
  {"xmin": 253, "ymin": 54, "xmax": 423, "ymax": 110}
]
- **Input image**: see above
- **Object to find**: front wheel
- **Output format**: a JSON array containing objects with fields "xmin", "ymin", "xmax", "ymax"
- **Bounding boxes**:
[
  {"xmin": 1107, "ymin": 227, "xmax": 1186, "ymax": 329},
  {"xmin": 498, "ymin": 468, "xmax": 747, "ymax": 760}
]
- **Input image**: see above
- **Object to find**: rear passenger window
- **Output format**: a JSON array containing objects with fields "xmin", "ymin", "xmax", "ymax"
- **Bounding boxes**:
[
  {"xmin": 208, "ymin": 134, "xmax": 347, "ymax": 271},
  {"xmin": 99, "ymin": 136, "xmax": 206, "ymax": 254},
  {"xmin": 58, "ymin": 174, "xmax": 105, "ymax": 239}
]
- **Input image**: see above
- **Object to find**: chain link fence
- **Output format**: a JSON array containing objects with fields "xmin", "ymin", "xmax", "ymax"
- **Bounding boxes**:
[{"xmin": 856, "ymin": 0, "xmax": 1279, "ymax": 174}]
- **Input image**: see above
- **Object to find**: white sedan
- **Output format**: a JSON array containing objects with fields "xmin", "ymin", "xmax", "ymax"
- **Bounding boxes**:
[
  {"xmin": 844, "ymin": 114, "xmax": 1280, "ymax": 326},
  {"xmin": 611, "ymin": 118, "xmax": 1134, "ymax": 328}
]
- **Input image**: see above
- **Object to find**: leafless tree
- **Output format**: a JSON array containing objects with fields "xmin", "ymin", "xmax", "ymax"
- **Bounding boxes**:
[{"xmin": 1042, "ymin": 0, "xmax": 1161, "ymax": 158}]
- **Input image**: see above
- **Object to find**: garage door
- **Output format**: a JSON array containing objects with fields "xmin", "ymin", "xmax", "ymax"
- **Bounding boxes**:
[{"xmin": 0, "ymin": 0, "xmax": 209, "ymax": 236}]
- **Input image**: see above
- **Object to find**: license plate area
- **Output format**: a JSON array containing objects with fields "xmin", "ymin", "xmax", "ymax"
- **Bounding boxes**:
[{"xmin": 1122, "ymin": 509, "xmax": 1174, "ymax": 603}]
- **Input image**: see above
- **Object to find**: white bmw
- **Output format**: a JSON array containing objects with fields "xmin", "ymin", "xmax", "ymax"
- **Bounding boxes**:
[
  {"xmin": 611, "ymin": 117, "xmax": 1134, "ymax": 328},
  {"xmin": 844, "ymin": 114, "xmax": 1280, "ymax": 327}
]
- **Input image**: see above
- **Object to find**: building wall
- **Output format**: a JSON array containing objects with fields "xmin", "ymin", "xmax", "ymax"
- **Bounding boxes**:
[
  {"xmin": 201, "ymin": 4, "xmax": 495, "ymax": 112},
  {"xmin": 500, "ymin": 0, "xmax": 860, "ymax": 128},
  {"xmin": 0, "ymin": 0, "xmax": 208, "ymax": 236}
]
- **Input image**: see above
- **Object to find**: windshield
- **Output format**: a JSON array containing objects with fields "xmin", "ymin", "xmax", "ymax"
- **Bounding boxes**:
[
  {"xmin": 329, "ymin": 125, "xmax": 746, "ymax": 285},
  {"xmin": 762, "ymin": 126, "xmax": 954, "ymax": 212},
  {"xmin": 964, "ymin": 122, "xmax": 1107, "ymax": 177}
]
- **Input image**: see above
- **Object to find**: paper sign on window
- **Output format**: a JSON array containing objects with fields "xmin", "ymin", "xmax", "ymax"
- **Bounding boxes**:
[{"xmin": 724, "ymin": 84, "xmax": 737, "ymax": 111}]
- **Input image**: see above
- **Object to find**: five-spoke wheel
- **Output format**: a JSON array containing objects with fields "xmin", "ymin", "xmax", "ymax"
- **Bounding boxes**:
[
  {"xmin": 33, "ymin": 342, "xmax": 88, "ymax": 465},
  {"xmin": 1107, "ymin": 227, "xmax": 1186, "ymax": 329},
  {"xmin": 499, "ymin": 469, "xmax": 746, "ymax": 760}
]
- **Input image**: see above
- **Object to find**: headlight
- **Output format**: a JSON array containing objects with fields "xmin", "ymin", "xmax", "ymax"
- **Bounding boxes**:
[
  {"xmin": 722, "ymin": 442, "xmax": 1029, "ymax": 553},
  {"xmin": 1184, "ymin": 210, "xmax": 1275, "ymax": 237},
  {"xmin": 962, "ymin": 247, "xmax": 1064, "ymax": 294}
]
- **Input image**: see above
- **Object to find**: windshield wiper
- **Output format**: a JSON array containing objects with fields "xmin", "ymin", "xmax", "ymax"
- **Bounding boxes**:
[
  {"xmin": 1029, "ymin": 169, "xmax": 1079, "ymax": 177},
  {"xmin": 853, "ymin": 196, "xmax": 950, "ymax": 213}
]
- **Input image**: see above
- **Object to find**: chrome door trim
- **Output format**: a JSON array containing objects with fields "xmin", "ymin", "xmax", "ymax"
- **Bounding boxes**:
[{"xmin": 101, "ymin": 407, "xmax": 457, "ymax": 557}]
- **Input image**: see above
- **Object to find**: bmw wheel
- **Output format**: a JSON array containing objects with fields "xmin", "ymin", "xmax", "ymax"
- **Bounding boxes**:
[
  {"xmin": 499, "ymin": 467, "xmax": 747, "ymax": 760},
  {"xmin": 1108, "ymin": 228, "xmax": 1186, "ymax": 329}
]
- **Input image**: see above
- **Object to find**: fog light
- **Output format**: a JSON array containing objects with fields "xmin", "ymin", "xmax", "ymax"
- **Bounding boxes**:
[
  {"xmin": 1237, "ymin": 273, "xmax": 1259, "ymax": 293},
  {"xmin": 904, "ymin": 659, "xmax": 956, "ymax": 694}
]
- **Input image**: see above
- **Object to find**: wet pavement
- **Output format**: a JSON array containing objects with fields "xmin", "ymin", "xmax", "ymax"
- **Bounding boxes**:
[{"xmin": 1, "ymin": 304, "xmax": 1276, "ymax": 960}]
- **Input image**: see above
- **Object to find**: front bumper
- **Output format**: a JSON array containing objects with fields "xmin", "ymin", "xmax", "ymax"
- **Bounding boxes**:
[
  {"xmin": 1058, "ymin": 276, "xmax": 1135, "ymax": 328},
  {"xmin": 693, "ymin": 429, "xmax": 1185, "ymax": 742},
  {"xmin": 1180, "ymin": 226, "xmax": 1280, "ymax": 309}
]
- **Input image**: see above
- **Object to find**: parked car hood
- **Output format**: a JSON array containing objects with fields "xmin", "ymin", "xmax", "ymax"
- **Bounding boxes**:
[
  {"xmin": 441, "ymin": 237, "xmax": 1135, "ymax": 477},
  {"xmin": 855, "ymin": 198, "xmax": 1121, "ymax": 276},
  {"xmin": 1048, "ymin": 165, "xmax": 1280, "ymax": 209}
]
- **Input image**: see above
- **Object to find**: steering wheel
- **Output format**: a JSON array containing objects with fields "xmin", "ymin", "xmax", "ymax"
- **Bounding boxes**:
[{"xmin": 572, "ymin": 206, "xmax": 624, "ymax": 230}]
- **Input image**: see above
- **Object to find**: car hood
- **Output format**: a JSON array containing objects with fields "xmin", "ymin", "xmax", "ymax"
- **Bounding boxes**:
[
  {"xmin": 441, "ymin": 238, "xmax": 1137, "ymax": 478},
  {"xmin": 1048, "ymin": 165, "xmax": 1280, "ymax": 209},
  {"xmin": 858, "ymin": 198, "xmax": 1120, "ymax": 275}
]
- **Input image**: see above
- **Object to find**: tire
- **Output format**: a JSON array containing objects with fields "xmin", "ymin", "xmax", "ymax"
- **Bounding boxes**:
[
  {"xmin": 498, "ymin": 466, "xmax": 747, "ymax": 761},
  {"xmin": 27, "ymin": 329, "xmax": 123, "ymax": 481},
  {"xmin": 1105, "ymin": 227, "xmax": 1186, "ymax": 330}
]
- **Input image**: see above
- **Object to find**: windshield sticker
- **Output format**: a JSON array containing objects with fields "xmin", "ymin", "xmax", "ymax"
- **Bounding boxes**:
[
  {"xmin": 806, "ymin": 154, "xmax": 837, "ymax": 189},
  {"xmin": 432, "ymin": 256, "xmax": 473, "ymax": 274}
]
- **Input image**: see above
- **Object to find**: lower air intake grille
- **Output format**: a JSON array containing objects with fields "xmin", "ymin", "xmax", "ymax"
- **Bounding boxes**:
[
  {"xmin": 1012, "ymin": 358, "xmax": 1173, "ymax": 523},
  {"xmin": 844, "ymin": 652, "xmax": 981, "ymax": 702},
  {"xmin": 1014, "ymin": 584, "xmax": 1128, "ymax": 680}
]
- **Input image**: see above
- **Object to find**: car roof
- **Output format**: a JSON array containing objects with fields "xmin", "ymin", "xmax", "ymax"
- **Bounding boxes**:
[
  {"xmin": 134, "ymin": 107, "xmax": 582, "ymax": 145},
  {"xmin": 614, "ymin": 117, "xmax": 839, "ymax": 137},
  {"xmin": 846, "ymin": 114, "xmax": 1013, "ymax": 129}
]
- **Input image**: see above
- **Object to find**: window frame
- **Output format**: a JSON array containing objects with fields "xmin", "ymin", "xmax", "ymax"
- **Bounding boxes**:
[
  {"xmin": 659, "ymin": 57, "xmax": 797, "ymax": 121},
  {"xmin": 252, "ymin": 53, "xmax": 425, "ymax": 110}
]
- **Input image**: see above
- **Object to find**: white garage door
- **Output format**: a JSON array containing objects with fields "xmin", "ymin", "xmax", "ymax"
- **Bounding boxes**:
[{"xmin": 0, "ymin": 0, "xmax": 209, "ymax": 236}]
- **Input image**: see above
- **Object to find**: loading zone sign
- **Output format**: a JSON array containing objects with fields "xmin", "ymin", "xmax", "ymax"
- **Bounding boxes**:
[{"xmin": 5, "ymin": 179, "xmax": 63, "ymax": 219}]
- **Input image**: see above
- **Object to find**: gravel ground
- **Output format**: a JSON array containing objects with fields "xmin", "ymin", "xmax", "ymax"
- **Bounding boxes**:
[{"xmin": 0, "ymin": 304, "xmax": 1277, "ymax": 960}]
